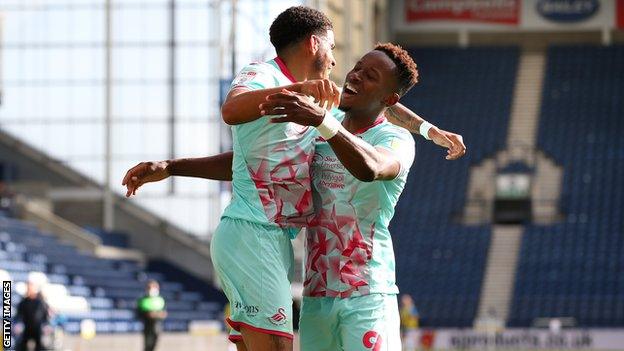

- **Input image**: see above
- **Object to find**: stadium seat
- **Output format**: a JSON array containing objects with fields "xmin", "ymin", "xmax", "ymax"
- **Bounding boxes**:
[
  {"xmin": 1, "ymin": 216, "xmax": 226, "ymax": 333},
  {"xmin": 508, "ymin": 45, "xmax": 624, "ymax": 327},
  {"xmin": 391, "ymin": 46, "xmax": 519, "ymax": 327}
]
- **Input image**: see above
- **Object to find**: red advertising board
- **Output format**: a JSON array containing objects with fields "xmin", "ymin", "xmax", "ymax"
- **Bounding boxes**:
[
  {"xmin": 405, "ymin": 0, "xmax": 520, "ymax": 25},
  {"xmin": 618, "ymin": 0, "xmax": 624, "ymax": 28}
]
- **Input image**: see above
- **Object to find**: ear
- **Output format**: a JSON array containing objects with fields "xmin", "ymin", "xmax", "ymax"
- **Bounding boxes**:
[
  {"xmin": 308, "ymin": 35, "xmax": 319, "ymax": 54},
  {"xmin": 382, "ymin": 93, "xmax": 400, "ymax": 107}
]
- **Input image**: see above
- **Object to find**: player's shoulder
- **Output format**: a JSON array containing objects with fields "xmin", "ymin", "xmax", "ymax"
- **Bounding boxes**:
[
  {"xmin": 378, "ymin": 121, "xmax": 414, "ymax": 140},
  {"xmin": 240, "ymin": 60, "xmax": 279, "ymax": 75},
  {"xmin": 232, "ymin": 60, "xmax": 281, "ymax": 89}
]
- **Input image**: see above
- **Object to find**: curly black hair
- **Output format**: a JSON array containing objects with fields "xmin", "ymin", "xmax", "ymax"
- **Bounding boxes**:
[
  {"xmin": 374, "ymin": 43, "xmax": 419, "ymax": 96},
  {"xmin": 269, "ymin": 6, "xmax": 333, "ymax": 54}
]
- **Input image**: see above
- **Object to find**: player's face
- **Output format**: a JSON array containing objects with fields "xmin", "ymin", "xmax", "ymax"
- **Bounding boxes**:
[
  {"xmin": 312, "ymin": 30, "xmax": 336, "ymax": 79},
  {"xmin": 339, "ymin": 50, "xmax": 398, "ymax": 113}
]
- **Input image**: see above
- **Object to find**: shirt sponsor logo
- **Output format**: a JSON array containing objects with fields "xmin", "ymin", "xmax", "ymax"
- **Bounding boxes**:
[
  {"xmin": 313, "ymin": 153, "xmax": 347, "ymax": 189},
  {"xmin": 320, "ymin": 170, "xmax": 345, "ymax": 189}
]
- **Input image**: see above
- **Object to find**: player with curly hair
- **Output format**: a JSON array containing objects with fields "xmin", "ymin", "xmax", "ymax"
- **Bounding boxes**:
[{"xmin": 261, "ymin": 43, "xmax": 421, "ymax": 350}]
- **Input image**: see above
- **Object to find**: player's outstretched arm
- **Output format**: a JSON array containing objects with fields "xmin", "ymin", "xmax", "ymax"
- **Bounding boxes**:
[
  {"xmin": 222, "ymin": 79, "xmax": 340, "ymax": 125},
  {"xmin": 122, "ymin": 152, "xmax": 233, "ymax": 197},
  {"xmin": 261, "ymin": 90, "xmax": 399, "ymax": 182},
  {"xmin": 325, "ymin": 131, "xmax": 400, "ymax": 182},
  {"xmin": 386, "ymin": 104, "xmax": 466, "ymax": 160}
]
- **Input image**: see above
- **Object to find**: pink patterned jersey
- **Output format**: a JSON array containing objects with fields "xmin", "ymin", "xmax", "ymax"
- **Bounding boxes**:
[
  {"xmin": 304, "ymin": 116, "xmax": 415, "ymax": 297},
  {"xmin": 221, "ymin": 58, "xmax": 317, "ymax": 233}
]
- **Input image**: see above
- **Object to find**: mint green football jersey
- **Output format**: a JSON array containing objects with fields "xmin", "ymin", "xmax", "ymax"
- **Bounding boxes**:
[
  {"xmin": 221, "ymin": 59, "xmax": 317, "ymax": 230},
  {"xmin": 304, "ymin": 115, "xmax": 415, "ymax": 298}
]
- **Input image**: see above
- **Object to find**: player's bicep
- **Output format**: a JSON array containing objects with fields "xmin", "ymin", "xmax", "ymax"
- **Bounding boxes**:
[
  {"xmin": 225, "ymin": 86, "xmax": 251, "ymax": 101},
  {"xmin": 373, "ymin": 131, "xmax": 416, "ymax": 179},
  {"xmin": 374, "ymin": 146, "xmax": 402, "ymax": 180}
]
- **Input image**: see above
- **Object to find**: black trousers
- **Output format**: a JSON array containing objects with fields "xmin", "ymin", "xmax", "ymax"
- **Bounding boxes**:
[
  {"xmin": 17, "ymin": 329, "xmax": 44, "ymax": 351},
  {"xmin": 143, "ymin": 327, "xmax": 159, "ymax": 351}
]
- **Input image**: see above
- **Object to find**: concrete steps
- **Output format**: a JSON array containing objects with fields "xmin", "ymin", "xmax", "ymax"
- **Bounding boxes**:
[{"xmin": 475, "ymin": 225, "xmax": 523, "ymax": 327}]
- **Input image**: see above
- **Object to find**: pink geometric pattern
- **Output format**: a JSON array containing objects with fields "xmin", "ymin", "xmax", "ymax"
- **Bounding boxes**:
[
  {"xmin": 304, "ymin": 206, "xmax": 377, "ymax": 297},
  {"xmin": 247, "ymin": 125, "xmax": 315, "ymax": 227},
  {"xmin": 302, "ymin": 119, "xmax": 412, "ymax": 298},
  {"xmin": 304, "ymin": 149, "xmax": 380, "ymax": 298}
]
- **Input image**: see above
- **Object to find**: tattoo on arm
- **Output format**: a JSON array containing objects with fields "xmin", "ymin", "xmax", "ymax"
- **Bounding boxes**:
[{"xmin": 386, "ymin": 105, "xmax": 423, "ymax": 134}]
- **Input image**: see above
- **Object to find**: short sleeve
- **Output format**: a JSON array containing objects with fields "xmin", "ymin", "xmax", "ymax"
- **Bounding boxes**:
[
  {"xmin": 372, "ymin": 126, "xmax": 415, "ymax": 178},
  {"xmin": 230, "ymin": 63, "xmax": 276, "ymax": 91}
]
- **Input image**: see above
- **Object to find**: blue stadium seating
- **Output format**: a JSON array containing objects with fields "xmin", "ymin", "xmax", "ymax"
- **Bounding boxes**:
[
  {"xmin": 391, "ymin": 46, "xmax": 519, "ymax": 327},
  {"xmin": 508, "ymin": 45, "xmax": 624, "ymax": 327},
  {"xmin": 84, "ymin": 227, "xmax": 130, "ymax": 248},
  {"xmin": 1, "ymin": 216, "xmax": 226, "ymax": 333}
]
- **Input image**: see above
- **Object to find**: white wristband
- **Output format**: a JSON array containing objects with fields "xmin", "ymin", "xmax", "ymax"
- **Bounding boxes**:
[
  {"xmin": 316, "ymin": 111, "xmax": 341, "ymax": 140},
  {"xmin": 419, "ymin": 121, "xmax": 434, "ymax": 140}
]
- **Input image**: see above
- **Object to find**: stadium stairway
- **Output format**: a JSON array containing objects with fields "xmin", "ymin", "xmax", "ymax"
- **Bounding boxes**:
[
  {"xmin": 472, "ymin": 47, "xmax": 564, "ymax": 327},
  {"xmin": 504, "ymin": 49, "xmax": 546, "ymax": 150},
  {"xmin": 508, "ymin": 45, "xmax": 624, "ymax": 327},
  {"xmin": 463, "ymin": 47, "xmax": 562, "ymax": 225},
  {"xmin": 475, "ymin": 225, "xmax": 523, "ymax": 326},
  {"xmin": 393, "ymin": 46, "xmax": 519, "ymax": 327}
]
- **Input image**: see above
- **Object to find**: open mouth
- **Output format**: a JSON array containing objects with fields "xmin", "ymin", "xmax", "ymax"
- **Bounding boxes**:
[{"xmin": 343, "ymin": 83, "xmax": 358, "ymax": 96}]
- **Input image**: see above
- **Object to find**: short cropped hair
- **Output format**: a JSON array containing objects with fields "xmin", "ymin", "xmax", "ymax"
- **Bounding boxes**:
[
  {"xmin": 269, "ymin": 6, "xmax": 333, "ymax": 54},
  {"xmin": 374, "ymin": 43, "xmax": 419, "ymax": 96}
]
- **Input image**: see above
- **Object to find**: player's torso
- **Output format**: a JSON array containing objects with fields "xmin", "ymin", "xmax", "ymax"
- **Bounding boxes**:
[
  {"xmin": 224, "ymin": 60, "xmax": 317, "ymax": 229},
  {"xmin": 304, "ymin": 121, "xmax": 406, "ymax": 298}
]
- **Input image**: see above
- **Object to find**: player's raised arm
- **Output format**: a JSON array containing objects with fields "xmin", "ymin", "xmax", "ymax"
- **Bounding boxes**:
[
  {"xmin": 325, "ymin": 128, "xmax": 402, "ymax": 182},
  {"xmin": 222, "ymin": 79, "xmax": 340, "ymax": 125},
  {"xmin": 122, "ymin": 152, "xmax": 233, "ymax": 197},
  {"xmin": 262, "ymin": 90, "xmax": 399, "ymax": 182},
  {"xmin": 385, "ymin": 103, "xmax": 466, "ymax": 160}
]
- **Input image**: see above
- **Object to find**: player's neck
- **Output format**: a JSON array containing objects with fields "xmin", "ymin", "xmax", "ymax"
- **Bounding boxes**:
[
  {"xmin": 277, "ymin": 52, "xmax": 314, "ymax": 82},
  {"xmin": 343, "ymin": 110, "xmax": 385, "ymax": 134}
]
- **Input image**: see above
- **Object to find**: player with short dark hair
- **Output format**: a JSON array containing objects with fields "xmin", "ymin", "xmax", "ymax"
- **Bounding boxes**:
[
  {"xmin": 126, "ymin": 7, "xmax": 341, "ymax": 350},
  {"xmin": 269, "ymin": 6, "xmax": 333, "ymax": 55}
]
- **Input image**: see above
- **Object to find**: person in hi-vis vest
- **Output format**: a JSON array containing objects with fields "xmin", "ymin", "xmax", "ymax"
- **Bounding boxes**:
[{"xmin": 136, "ymin": 280, "xmax": 167, "ymax": 351}]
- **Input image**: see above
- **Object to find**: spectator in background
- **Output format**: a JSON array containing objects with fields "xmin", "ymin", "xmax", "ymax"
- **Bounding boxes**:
[
  {"xmin": 136, "ymin": 280, "xmax": 167, "ymax": 351},
  {"xmin": 0, "ymin": 182, "xmax": 16, "ymax": 217},
  {"xmin": 400, "ymin": 294, "xmax": 420, "ymax": 351},
  {"xmin": 15, "ymin": 281, "xmax": 50, "ymax": 351}
]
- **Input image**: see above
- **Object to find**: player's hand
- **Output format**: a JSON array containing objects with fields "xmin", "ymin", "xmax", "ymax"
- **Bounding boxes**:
[
  {"xmin": 122, "ymin": 161, "xmax": 170, "ymax": 197},
  {"xmin": 428, "ymin": 127, "xmax": 466, "ymax": 160},
  {"xmin": 260, "ymin": 89, "xmax": 326, "ymax": 127},
  {"xmin": 298, "ymin": 79, "xmax": 341, "ymax": 110}
]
